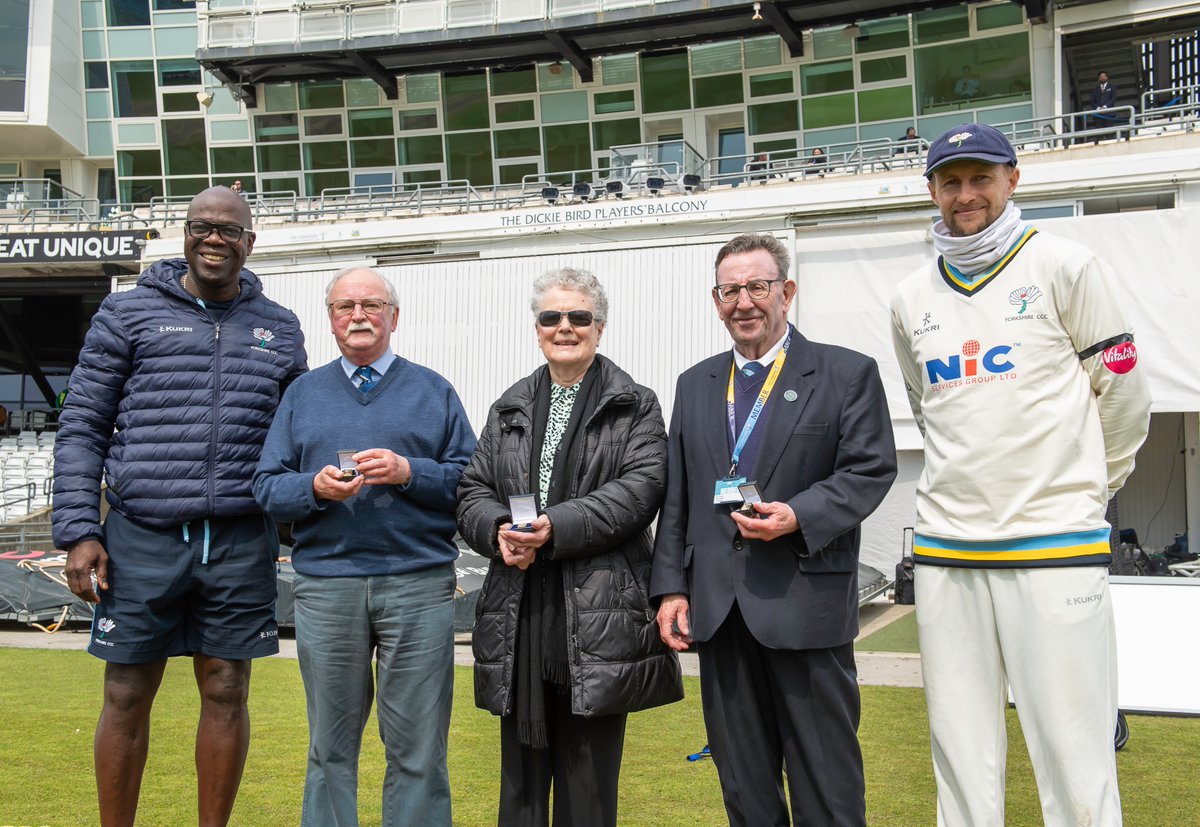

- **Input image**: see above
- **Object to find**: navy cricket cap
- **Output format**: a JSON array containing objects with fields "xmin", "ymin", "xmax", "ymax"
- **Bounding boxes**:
[{"xmin": 924, "ymin": 123, "xmax": 1018, "ymax": 178}]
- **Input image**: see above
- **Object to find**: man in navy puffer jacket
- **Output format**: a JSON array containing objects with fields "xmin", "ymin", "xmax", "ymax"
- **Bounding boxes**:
[{"xmin": 52, "ymin": 186, "xmax": 307, "ymax": 827}]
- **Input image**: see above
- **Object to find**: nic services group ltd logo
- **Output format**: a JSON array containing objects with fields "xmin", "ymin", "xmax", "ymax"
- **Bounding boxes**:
[{"xmin": 925, "ymin": 339, "xmax": 1018, "ymax": 391}]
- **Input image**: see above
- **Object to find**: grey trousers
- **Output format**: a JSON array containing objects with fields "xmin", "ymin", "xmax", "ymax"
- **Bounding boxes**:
[{"xmin": 293, "ymin": 564, "xmax": 455, "ymax": 827}]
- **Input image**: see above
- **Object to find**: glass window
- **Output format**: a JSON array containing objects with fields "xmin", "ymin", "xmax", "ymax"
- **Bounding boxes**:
[
  {"xmin": 303, "ymin": 141, "xmax": 349, "ymax": 171},
  {"xmin": 494, "ymin": 127, "xmax": 540, "ymax": 159},
  {"xmin": 499, "ymin": 163, "xmax": 539, "ymax": 185},
  {"xmin": 158, "ymin": 59, "xmax": 201, "ymax": 87},
  {"xmin": 802, "ymin": 93, "xmax": 856, "ymax": 129},
  {"xmin": 154, "ymin": 0, "xmax": 195, "ymax": 10},
  {"xmin": 120, "ymin": 178, "xmax": 163, "ymax": 205},
  {"xmin": 86, "ymin": 62, "xmax": 110, "ymax": 90},
  {"xmin": 802, "ymin": 61, "xmax": 853, "ymax": 96},
  {"xmin": 914, "ymin": 32, "xmax": 1030, "ymax": 112},
  {"xmin": 344, "ymin": 78, "xmax": 380, "ymax": 107},
  {"xmin": 107, "ymin": 0, "xmax": 150, "ymax": 27},
  {"xmin": 166, "ymin": 177, "xmax": 207, "ymax": 198},
  {"xmin": 304, "ymin": 114, "xmax": 343, "ymax": 137},
  {"xmin": 538, "ymin": 63, "xmax": 574, "ymax": 91},
  {"xmin": 117, "ymin": 149, "xmax": 161, "ymax": 177},
  {"xmin": 640, "ymin": 51, "xmax": 690, "ymax": 114},
  {"xmin": 856, "ymin": 18, "xmax": 910, "ymax": 53},
  {"xmin": 257, "ymin": 143, "xmax": 301, "ymax": 172},
  {"xmin": 398, "ymin": 108, "xmax": 437, "ymax": 131},
  {"xmin": 812, "ymin": 27, "xmax": 853, "ymax": 60},
  {"xmin": 542, "ymin": 122, "xmax": 590, "ymax": 173},
  {"xmin": 349, "ymin": 108, "xmax": 393, "ymax": 138},
  {"xmin": 87, "ymin": 91, "xmax": 111, "ymax": 118},
  {"xmin": 211, "ymin": 145, "xmax": 255, "ymax": 174},
  {"xmin": 541, "ymin": 91, "xmax": 587, "ymax": 124},
  {"xmin": 350, "ymin": 138, "xmax": 395, "ymax": 167},
  {"xmin": 592, "ymin": 118, "xmax": 640, "ymax": 150},
  {"xmin": 404, "ymin": 74, "xmax": 440, "ymax": 103},
  {"xmin": 0, "ymin": 0, "xmax": 29, "ymax": 109},
  {"xmin": 397, "ymin": 135, "xmax": 443, "ymax": 165},
  {"xmin": 749, "ymin": 71, "xmax": 793, "ymax": 98},
  {"xmin": 162, "ymin": 92, "xmax": 199, "ymax": 113},
  {"xmin": 860, "ymin": 55, "xmax": 907, "ymax": 85},
  {"xmin": 443, "ymin": 72, "xmax": 489, "ymax": 131},
  {"xmin": 594, "ymin": 90, "xmax": 634, "ymax": 115},
  {"xmin": 753, "ymin": 138, "xmax": 797, "ymax": 160},
  {"xmin": 914, "ymin": 7, "xmax": 969, "ymax": 44},
  {"xmin": 491, "ymin": 65, "xmax": 536, "ymax": 96},
  {"xmin": 445, "ymin": 131, "xmax": 494, "ymax": 186},
  {"xmin": 164, "ymin": 119, "xmax": 207, "ymax": 175},
  {"xmin": 97, "ymin": 167, "xmax": 116, "ymax": 209},
  {"xmin": 691, "ymin": 41, "xmax": 742, "ymax": 75},
  {"xmin": 306, "ymin": 171, "xmax": 349, "ymax": 196},
  {"xmin": 601, "ymin": 54, "xmax": 637, "ymax": 85},
  {"xmin": 693, "ymin": 74, "xmax": 744, "ymax": 107},
  {"xmin": 977, "ymin": 3, "xmax": 1024, "ymax": 30},
  {"xmin": 111, "ymin": 61, "xmax": 157, "ymax": 117},
  {"xmin": 299, "ymin": 80, "xmax": 344, "ymax": 110},
  {"xmin": 403, "ymin": 170, "xmax": 442, "ymax": 187},
  {"xmin": 261, "ymin": 177, "xmax": 299, "ymax": 195},
  {"xmin": 743, "ymin": 36, "xmax": 782, "ymax": 68},
  {"xmin": 496, "ymin": 99, "xmax": 535, "ymax": 123},
  {"xmin": 82, "ymin": 1, "xmax": 105, "ymax": 29},
  {"xmin": 264, "ymin": 83, "xmax": 297, "ymax": 112},
  {"xmin": 209, "ymin": 119, "xmax": 249, "ymax": 142},
  {"xmin": 748, "ymin": 100, "xmax": 798, "ymax": 135},
  {"xmin": 255, "ymin": 113, "xmax": 298, "ymax": 143},
  {"xmin": 857, "ymin": 87, "xmax": 913, "ymax": 121}
]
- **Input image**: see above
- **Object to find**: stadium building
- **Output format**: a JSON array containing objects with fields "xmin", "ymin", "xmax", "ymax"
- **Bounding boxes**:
[{"xmin": 0, "ymin": 0, "xmax": 1198, "ymax": 574}]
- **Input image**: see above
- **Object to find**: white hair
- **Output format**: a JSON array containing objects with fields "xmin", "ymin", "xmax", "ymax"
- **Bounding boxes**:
[
  {"xmin": 324, "ymin": 266, "xmax": 399, "ymax": 307},
  {"xmin": 529, "ymin": 267, "xmax": 609, "ymax": 323}
]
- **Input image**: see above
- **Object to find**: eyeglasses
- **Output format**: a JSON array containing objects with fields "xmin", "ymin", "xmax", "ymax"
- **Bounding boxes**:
[
  {"xmin": 185, "ymin": 220, "xmax": 249, "ymax": 243},
  {"xmin": 713, "ymin": 278, "xmax": 785, "ymax": 303},
  {"xmin": 537, "ymin": 310, "xmax": 595, "ymax": 328},
  {"xmin": 327, "ymin": 298, "xmax": 393, "ymax": 317}
]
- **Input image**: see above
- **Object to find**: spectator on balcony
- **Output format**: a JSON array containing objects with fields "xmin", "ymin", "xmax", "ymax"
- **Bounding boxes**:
[{"xmin": 954, "ymin": 65, "xmax": 981, "ymax": 99}]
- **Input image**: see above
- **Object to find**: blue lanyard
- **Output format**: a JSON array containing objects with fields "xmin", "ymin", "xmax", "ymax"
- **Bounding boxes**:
[{"xmin": 726, "ymin": 332, "xmax": 791, "ymax": 475}]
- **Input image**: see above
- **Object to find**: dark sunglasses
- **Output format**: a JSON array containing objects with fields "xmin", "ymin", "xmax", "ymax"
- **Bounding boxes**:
[{"xmin": 537, "ymin": 310, "xmax": 595, "ymax": 328}]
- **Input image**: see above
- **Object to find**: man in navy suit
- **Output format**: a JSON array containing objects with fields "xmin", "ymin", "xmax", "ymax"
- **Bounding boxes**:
[{"xmin": 650, "ymin": 233, "xmax": 896, "ymax": 826}]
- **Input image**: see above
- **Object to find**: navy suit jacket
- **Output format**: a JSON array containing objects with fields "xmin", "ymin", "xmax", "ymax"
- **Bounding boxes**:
[
  {"xmin": 1091, "ymin": 82, "xmax": 1117, "ymax": 109},
  {"xmin": 650, "ymin": 327, "xmax": 897, "ymax": 650}
]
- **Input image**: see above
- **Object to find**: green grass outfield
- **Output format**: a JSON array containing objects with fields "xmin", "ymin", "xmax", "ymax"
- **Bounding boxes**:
[{"xmin": 2, "ymin": 648, "xmax": 1197, "ymax": 826}]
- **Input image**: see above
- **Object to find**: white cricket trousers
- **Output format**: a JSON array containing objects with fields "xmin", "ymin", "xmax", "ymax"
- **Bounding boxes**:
[{"xmin": 915, "ymin": 565, "xmax": 1122, "ymax": 827}]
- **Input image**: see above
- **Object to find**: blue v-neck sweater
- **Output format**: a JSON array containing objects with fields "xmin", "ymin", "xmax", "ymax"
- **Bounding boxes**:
[{"xmin": 253, "ymin": 357, "xmax": 476, "ymax": 576}]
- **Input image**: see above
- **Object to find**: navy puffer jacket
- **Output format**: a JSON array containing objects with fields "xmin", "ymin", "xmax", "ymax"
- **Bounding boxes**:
[{"xmin": 52, "ymin": 258, "xmax": 307, "ymax": 548}]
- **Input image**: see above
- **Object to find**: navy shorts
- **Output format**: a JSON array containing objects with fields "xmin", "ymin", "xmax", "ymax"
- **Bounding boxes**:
[{"xmin": 88, "ymin": 510, "xmax": 280, "ymax": 664}]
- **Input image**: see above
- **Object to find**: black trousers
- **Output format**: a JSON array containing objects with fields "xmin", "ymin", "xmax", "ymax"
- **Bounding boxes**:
[
  {"xmin": 497, "ymin": 684, "xmax": 627, "ymax": 827},
  {"xmin": 697, "ymin": 603, "xmax": 866, "ymax": 827}
]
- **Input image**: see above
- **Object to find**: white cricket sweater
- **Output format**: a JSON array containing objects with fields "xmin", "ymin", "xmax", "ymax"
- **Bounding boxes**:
[{"xmin": 890, "ymin": 228, "xmax": 1151, "ymax": 568}]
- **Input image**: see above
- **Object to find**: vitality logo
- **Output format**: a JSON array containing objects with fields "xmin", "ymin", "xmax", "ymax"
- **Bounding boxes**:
[{"xmin": 925, "ymin": 339, "xmax": 1017, "ymax": 388}]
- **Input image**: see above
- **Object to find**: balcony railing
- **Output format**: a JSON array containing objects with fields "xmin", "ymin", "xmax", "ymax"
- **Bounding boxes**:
[{"xmin": 199, "ymin": 0, "xmax": 661, "ymax": 47}]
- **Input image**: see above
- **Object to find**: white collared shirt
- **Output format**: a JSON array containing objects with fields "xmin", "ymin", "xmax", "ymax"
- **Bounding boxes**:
[{"xmin": 733, "ymin": 327, "xmax": 790, "ymax": 371}]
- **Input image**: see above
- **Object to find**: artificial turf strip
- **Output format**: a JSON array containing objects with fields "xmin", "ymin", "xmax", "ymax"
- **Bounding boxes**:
[
  {"xmin": 2, "ymin": 648, "xmax": 1198, "ymax": 826},
  {"xmin": 856, "ymin": 609, "xmax": 920, "ymax": 654}
]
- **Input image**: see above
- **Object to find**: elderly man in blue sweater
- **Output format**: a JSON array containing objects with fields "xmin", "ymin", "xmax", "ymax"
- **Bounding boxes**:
[{"xmin": 253, "ymin": 266, "xmax": 475, "ymax": 827}]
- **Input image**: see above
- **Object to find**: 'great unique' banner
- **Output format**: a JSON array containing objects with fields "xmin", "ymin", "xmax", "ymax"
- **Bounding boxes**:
[{"xmin": 0, "ymin": 231, "xmax": 147, "ymax": 263}]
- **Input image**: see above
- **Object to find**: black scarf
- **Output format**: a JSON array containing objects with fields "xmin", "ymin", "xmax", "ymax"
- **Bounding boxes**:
[{"xmin": 515, "ymin": 360, "xmax": 602, "ymax": 749}]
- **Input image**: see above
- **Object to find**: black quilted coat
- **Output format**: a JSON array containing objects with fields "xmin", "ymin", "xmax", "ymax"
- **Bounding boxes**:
[{"xmin": 457, "ymin": 354, "xmax": 684, "ymax": 718}]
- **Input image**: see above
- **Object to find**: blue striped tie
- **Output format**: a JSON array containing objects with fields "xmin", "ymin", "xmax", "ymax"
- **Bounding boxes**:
[
  {"xmin": 354, "ymin": 366, "xmax": 375, "ymax": 392},
  {"xmin": 742, "ymin": 361, "xmax": 762, "ymax": 378}
]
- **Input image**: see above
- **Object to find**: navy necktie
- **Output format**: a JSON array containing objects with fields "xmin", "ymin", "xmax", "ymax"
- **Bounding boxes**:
[
  {"xmin": 354, "ymin": 366, "xmax": 375, "ymax": 392},
  {"xmin": 742, "ymin": 361, "xmax": 763, "ymax": 378}
]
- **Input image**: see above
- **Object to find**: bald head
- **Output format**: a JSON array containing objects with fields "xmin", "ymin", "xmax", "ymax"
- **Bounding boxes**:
[{"xmin": 188, "ymin": 186, "xmax": 253, "ymax": 229}]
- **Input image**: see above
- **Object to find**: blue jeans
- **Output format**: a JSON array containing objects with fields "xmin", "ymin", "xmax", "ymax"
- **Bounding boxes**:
[{"xmin": 293, "ymin": 564, "xmax": 455, "ymax": 827}]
